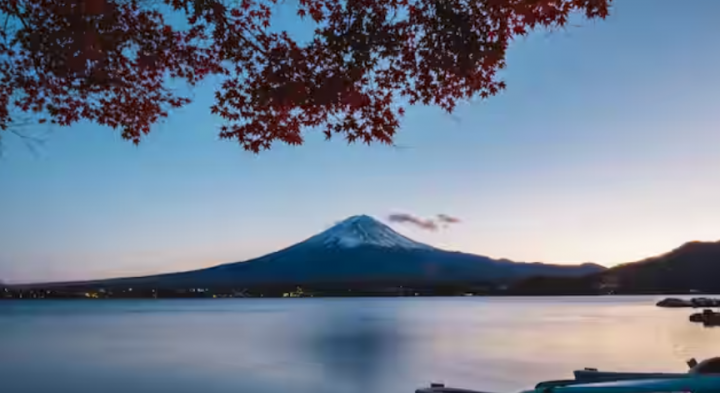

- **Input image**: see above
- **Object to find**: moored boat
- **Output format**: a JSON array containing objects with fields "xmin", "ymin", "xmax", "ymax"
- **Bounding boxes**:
[{"xmin": 416, "ymin": 357, "xmax": 720, "ymax": 393}]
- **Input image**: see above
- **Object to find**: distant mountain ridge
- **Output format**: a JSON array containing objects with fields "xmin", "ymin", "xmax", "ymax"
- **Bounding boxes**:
[
  {"xmin": 598, "ymin": 240, "xmax": 720, "ymax": 293},
  {"xmin": 27, "ymin": 215, "xmax": 605, "ymax": 291},
  {"xmin": 510, "ymin": 240, "xmax": 720, "ymax": 295}
]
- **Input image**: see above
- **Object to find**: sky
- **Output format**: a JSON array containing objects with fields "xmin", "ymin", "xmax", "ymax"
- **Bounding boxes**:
[{"xmin": 1, "ymin": 0, "xmax": 720, "ymax": 283}]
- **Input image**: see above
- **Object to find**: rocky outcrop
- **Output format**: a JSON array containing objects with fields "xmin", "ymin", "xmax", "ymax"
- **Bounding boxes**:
[
  {"xmin": 656, "ymin": 297, "xmax": 720, "ymax": 308},
  {"xmin": 689, "ymin": 309, "xmax": 720, "ymax": 327},
  {"xmin": 656, "ymin": 298, "xmax": 692, "ymax": 308}
]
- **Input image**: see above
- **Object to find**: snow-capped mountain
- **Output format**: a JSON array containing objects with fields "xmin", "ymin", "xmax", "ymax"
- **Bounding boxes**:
[
  {"xmin": 303, "ymin": 215, "xmax": 433, "ymax": 250},
  {"xmin": 58, "ymin": 214, "xmax": 604, "ymax": 290}
]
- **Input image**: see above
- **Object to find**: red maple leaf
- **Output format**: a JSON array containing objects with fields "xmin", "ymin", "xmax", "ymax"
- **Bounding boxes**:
[{"xmin": 0, "ymin": 0, "xmax": 612, "ymax": 151}]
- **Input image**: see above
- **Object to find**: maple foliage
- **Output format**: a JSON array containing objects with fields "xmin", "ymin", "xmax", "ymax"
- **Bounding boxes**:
[{"xmin": 0, "ymin": 0, "xmax": 611, "ymax": 152}]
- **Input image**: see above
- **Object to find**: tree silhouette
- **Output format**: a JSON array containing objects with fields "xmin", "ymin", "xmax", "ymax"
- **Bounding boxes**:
[{"xmin": 0, "ymin": 0, "xmax": 610, "ymax": 152}]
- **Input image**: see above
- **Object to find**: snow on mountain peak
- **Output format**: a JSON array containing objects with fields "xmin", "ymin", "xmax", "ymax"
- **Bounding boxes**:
[{"xmin": 303, "ymin": 215, "xmax": 434, "ymax": 250}]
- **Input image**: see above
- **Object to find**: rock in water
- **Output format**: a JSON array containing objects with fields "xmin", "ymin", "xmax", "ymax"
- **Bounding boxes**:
[{"xmin": 656, "ymin": 298, "xmax": 692, "ymax": 308}]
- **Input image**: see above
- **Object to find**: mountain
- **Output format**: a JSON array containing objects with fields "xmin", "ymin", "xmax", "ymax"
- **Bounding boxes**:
[
  {"xmin": 508, "ymin": 240, "xmax": 720, "ymax": 295},
  {"xmin": 32, "ymin": 215, "xmax": 605, "ymax": 292},
  {"xmin": 596, "ymin": 241, "xmax": 720, "ymax": 293}
]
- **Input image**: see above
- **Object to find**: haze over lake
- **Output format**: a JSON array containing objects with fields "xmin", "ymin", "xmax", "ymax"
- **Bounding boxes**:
[{"xmin": 2, "ymin": 296, "xmax": 720, "ymax": 393}]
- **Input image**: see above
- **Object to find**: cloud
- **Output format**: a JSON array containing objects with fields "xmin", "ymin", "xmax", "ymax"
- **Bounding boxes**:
[
  {"xmin": 387, "ymin": 213, "xmax": 438, "ymax": 231},
  {"xmin": 387, "ymin": 213, "xmax": 462, "ymax": 231},
  {"xmin": 437, "ymin": 214, "xmax": 461, "ymax": 224}
]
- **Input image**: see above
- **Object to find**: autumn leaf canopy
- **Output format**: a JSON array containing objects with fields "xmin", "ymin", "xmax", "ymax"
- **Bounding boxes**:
[{"xmin": 0, "ymin": 0, "xmax": 611, "ymax": 152}]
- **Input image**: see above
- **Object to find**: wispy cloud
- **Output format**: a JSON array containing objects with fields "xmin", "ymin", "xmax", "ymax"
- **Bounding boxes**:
[
  {"xmin": 387, "ymin": 213, "xmax": 438, "ymax": 231},
  {"xmin": 387, "ymin": 213, "xmax": 462, "ymax": 231},
  {"xmin": 437, "ymin": 214, "xmax": 461, "ymax": 224}
]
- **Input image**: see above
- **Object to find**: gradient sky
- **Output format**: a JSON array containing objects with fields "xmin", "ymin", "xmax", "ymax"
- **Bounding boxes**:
[{"xmin": 1, "ymin": 0, "xmax": 720, "ymax": 283}]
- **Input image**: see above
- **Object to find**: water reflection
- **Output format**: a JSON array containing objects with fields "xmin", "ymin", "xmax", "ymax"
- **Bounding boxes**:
[
  {"xmin": 2, "ymin": 297, "xmax": 720, "ymax": 393},
  {"xmin": 299, "ymin": 300, "xmax": 405, "ymax": 393}
]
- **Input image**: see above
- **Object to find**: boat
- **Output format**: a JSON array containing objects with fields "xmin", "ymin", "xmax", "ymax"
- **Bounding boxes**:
[{"xmin": 416, "ymin": 357, "xmax": 720, "ymax": 393}]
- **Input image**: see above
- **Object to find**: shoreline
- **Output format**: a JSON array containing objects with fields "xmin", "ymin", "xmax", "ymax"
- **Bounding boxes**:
[{"xmin": 2, "ymin": 292, "xmax": 711, "ymax": 300}]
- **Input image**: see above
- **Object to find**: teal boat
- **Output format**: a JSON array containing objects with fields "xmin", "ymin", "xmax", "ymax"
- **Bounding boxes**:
[{"xmin": 417, "ymin": 357, "xmax": 720, "ymax": 393}]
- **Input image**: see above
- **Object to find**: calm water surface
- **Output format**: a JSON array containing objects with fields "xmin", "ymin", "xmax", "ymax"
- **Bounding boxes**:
[{"xmin": 1, "ymin": 296, "xmax": 719, "ymax": 393}]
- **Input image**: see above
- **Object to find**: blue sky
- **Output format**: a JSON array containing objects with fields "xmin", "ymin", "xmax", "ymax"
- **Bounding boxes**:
[{"xmin": 2, "ymin": 0, "xmax": 720, "ymax": 283}]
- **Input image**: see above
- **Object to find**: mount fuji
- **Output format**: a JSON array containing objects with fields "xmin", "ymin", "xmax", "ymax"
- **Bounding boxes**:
[
  {"xmin": 303, "ymin": 215, "xmax": 435, "ymax": 250},
  {"xmin": 61, "ymin": 215, "xmax": 604, "ymax": 291}
]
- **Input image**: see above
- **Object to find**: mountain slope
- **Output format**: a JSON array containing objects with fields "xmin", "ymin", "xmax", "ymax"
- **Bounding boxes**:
[
  {"xmin": 509, "ymin": 240, "xmax": 720, "ymax": 295},
  {"xmin": 34, "ymin": 215, "xmax": 606, "ymax": 290},
  {"xmin": 598, "ymin": 241, "xmax": 720, "ymax": 293}
]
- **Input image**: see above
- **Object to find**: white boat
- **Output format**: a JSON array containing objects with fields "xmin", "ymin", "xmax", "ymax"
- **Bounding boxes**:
[{"xmin": 416, "ymin": 357, "xmax": 720, "ymax": 393}]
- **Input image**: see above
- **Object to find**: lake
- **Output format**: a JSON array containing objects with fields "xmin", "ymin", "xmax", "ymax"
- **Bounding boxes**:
[{"xmin": 1, "ymin": 296, "xmax": 719, "ymax": 393}]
